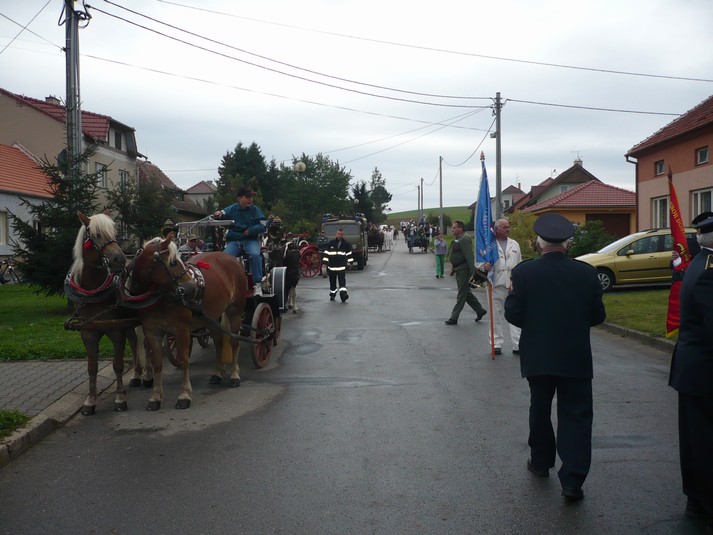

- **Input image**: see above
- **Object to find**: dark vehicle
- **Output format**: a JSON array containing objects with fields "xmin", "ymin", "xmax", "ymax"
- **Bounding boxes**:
[{"xmin": 321, "ymin": 213, "xmax": 369, "ymax": 270}]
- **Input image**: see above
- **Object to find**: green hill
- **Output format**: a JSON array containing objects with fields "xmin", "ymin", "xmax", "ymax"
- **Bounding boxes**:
[{"xmin": 385, "ymin": 206, "xmax": 471, "ymax": 225}]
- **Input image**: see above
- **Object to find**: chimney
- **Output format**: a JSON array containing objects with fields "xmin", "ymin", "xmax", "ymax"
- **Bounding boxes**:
[
  {"xmin": 45, "ymin": 95, "xmax": 61, "ymax": 106},
  {"xmin": 574, "ymin": 157, "xmax": 583, "ymax": 166}
]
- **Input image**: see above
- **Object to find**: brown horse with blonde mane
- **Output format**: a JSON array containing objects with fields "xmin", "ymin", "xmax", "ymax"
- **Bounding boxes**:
[
  {"xmin": 123, "ymin": 234, "xmax": 247, "ymax": 410},
  {"xmin": 65, "ymin": 211, "xmax": 139, "ymax": 415}
]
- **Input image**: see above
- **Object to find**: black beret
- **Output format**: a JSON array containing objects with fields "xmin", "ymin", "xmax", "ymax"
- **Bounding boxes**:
[
  {"xmin": 534, "ymin": 213, "xmax": 575, "ymax": 243},
  {"xmin": 693, "ymin": 215, "xmax": 713, "ymax": 234},
  {"xmin": 692, "ymin": 211, "xmax": 713, "ymax": 227}
]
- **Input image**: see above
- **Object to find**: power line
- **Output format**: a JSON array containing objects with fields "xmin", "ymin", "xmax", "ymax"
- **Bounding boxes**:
[{"xmin": 507, "ymin": 98, "xmax": 680, "ymax": 116}]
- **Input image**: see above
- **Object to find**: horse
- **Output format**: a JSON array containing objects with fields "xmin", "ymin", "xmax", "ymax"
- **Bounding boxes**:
[
  {"xmin": 367, "ymin": 224, "xmax": 384, "ymax": 252},
  {"xmin": 64, "ymin": 211, "xmax": 143, "ymax": 415},
  {"xmin": 123, "ymin": 235, "xmax": 247, "ymax": 411}
]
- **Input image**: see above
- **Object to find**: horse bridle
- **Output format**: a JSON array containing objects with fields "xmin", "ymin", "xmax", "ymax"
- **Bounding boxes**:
[{"xmin": 82, "ymin": 227, "xmax": 120, "ymax": 269}]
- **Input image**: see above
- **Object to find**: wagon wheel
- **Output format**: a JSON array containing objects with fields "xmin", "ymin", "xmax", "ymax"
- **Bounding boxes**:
[
  {"xmin": 164, "ymin": 335, "xmax": 194, "ymax": 368},
  {"xmin": 251, "ymin": 302, "xmax": 274, "ymax": 368},
  {"xmin": 273, "ymin": 315, "xmax": 282, "ymax": 347},
  {"xmin": 300, "ymin": 249, "xmax": 321, "ymax": 278},
  {"xmin": 196, "ymin": 332, "xmax": 211, "ymax": 348}
]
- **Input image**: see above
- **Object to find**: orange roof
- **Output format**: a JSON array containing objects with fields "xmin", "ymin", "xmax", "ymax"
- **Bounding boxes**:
[
  {"xmin": 627, "ymin": 94, "xmax": 713, "ymax": 156},
  {"xmin": 524, "ymin": 180, "xmax": 635, "ymax": 212},
  {"xmin": 186, "ymin": 180, "xmax": 216, "ymax": 194},
  {"xmin": 0, "ymin": 144, "xmax": 52, "ymax": 198}
]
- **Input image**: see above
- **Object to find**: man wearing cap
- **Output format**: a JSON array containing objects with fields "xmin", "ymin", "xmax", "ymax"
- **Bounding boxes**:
[
  {"xmin": 178, "ymin": 234, "xmax": 200, "ymax": 260},
  {"xmin": 445, "ymin": 220, "xmax": 487, "ymax": 325},
  {"xmin": 214, "ymin": 186, "xmax": 267, "ymax": 295},
  {"xmin": 669, "ymin": 213, "xmax": 713, "ymax": 527},
  {"xmin": 504, "ymin": 213, "xmax": 606, "ymax": 502}
]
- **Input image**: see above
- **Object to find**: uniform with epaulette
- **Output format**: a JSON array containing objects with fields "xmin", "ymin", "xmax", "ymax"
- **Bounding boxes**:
[{"xmin": 669, "ymin": 214, "xmax": 713, "ymax": 526}]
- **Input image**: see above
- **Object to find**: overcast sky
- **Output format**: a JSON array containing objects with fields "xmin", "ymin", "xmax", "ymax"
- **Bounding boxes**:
[{"xmin": 2, "ymin": 0, "xmax": 713, "ymax": 213}]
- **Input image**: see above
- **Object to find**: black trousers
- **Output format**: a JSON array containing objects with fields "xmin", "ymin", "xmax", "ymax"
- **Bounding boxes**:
[
  {"xmin": 527, "ymin": 375, "xmax": 593, "ymax": 489},
  {"xmin": 678, "ymin": 393, "xmax": 713, "ymax": 520},
  {"xmin": 328, "ymin": 270, "xmax": 347, "ymax": 295}
]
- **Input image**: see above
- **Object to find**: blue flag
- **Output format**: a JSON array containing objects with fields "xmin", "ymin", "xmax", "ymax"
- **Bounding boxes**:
[{"xmin": 475, "ymin": 156, "xmax": 498, "ymax": 272}]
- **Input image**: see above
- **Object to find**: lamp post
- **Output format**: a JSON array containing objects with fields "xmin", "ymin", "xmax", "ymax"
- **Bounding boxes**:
[{"xmin": 293, "ymin": 161, "xmax": 306, "ymax": 220}]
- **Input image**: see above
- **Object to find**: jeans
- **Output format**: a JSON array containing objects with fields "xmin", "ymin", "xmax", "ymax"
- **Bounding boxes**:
[{"xmin": 225, "ymin": 239, "xmax": 262, "ymax": 282}]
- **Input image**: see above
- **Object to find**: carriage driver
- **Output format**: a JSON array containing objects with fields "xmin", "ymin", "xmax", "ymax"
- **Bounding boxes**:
[{"xmin": 214, "ymin": 186, "xmax": 267, "ymax": 296}]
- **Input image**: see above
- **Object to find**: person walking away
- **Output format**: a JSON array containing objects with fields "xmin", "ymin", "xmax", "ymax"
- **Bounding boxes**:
[
  {"xmin": 669, "ymin": 214, "xmax": 713, "ymax": 529},
  {"xmin": 482, "ymin": 218, "xmax": 522, "ymax": 356},
  {"xmin": 214, "ymin": 186, "xmax": 266, "ymax": 295},
  {"xmin": 323, "ymin": 227, "xmax": 353, "ymax": 302},
  {"xmin": 445, "ymin": 220, "xmax": 487, "ymax": 325},
  {"xmin": 434, "ymin": 232, "xmax": 447, "ymax": 278},
  {"xmin": 504, "ymin": 213, "xmax": 606, "ymax": 502}
]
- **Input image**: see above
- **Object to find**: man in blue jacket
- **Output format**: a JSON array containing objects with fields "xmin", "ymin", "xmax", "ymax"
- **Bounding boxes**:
[
  {"xmin": 505, "ymin": 213, "xmax": 606, "ymax": 502},
  {"xmin": 214, "ymin": 186, "xmax": 266, "ymax": 295}
]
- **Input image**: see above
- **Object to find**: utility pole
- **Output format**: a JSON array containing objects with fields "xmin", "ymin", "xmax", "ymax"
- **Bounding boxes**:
[
  {"xmin": 63, "ymin": 0, "xmax": 85, "ymax": 181},
  {"xmin": 438, "ymin": 156, "xmax": 443, "ymax": 234},
  {"xmin": 416, "ymin": 185, "xmax": 420, "ymax": 219},
  {"xmin": 420, "ymin": 177, "xmax": 424, "ymax": 223},
  {"xmin": 494, "ymin": 92, "xmax": 503, "ymax": 220}
]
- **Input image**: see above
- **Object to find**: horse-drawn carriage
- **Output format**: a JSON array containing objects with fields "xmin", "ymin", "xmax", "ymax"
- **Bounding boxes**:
[
  {"xmin": 408, "ymin": 227, "xmax": 429, "ymax": 253},
  {"xmin": 64, "ymin": 212, "xmax": 292, "ymax": 414}
]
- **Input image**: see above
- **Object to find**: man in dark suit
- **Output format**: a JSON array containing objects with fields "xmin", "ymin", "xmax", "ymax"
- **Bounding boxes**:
[
  {"xmin": 504, "ymin": 213, "xmax": 606, "ymax": 501},
  {"xmin": 669, "ymin": 214, "xmax": 713, "ymax": 529}
]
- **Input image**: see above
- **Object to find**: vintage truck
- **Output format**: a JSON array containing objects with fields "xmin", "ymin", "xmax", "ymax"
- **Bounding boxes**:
[{"xmin": 320, "ymin": 213, "xmax": 369, "ymax": 271}]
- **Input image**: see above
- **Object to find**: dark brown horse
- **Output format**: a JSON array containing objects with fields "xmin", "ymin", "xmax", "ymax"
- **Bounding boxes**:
[
  {"xmin": 123, "ymin": 235, "xmax": 247, "ymax": 411},
  {"xmin": 65, "ymin": 211, "xmax": 137, "ymax": 415}
]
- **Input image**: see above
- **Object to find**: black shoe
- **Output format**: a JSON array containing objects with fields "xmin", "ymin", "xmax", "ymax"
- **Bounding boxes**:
[
  {"xmin": 527, "ymin": 459, "xmax": 549, "ymax": 478},
  {"xmin": 445, "ymin": 319, "xmax": 457, "ymax": 325},
  {"xmin": 475, "ymin": 310, "xmax": 487, "ymax": 322},
  {"xmin": 341, "ymin": 293, "xmax": 349, "ymax": 302},
  {"xmin": 561, "ymin": 487, "xmax": 584, "ymax": 501},
  {"xmin": 494, "ymin": 348, "xmax": 502, "ymax": 355},
  {"xmin": 512, "ymin": 348, "xmax": 520, "ymax": 355},
  {"xmin": 329, "ymin": 294, "xmax": 335, "ymax": 301},
  {"xmin": 685, "ymin": 498, "xmax": 708, "ymax": 519}
]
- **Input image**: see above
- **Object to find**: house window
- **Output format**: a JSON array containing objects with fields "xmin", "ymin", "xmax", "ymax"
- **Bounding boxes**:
[
  {"xmin": 696, "ymin": 146, "xmax": 709, "ymax": 165},
  {"xmin": 559, "ymin": 185, "xmax": 571, "ymax": 194},
  {"xmin": 95, "ymin": 163, "xmax": 107, "ymax": 188},
  {"xmin": 652, "ymin": 196, "xmax": 669, "ymax": 228},
  {"xmin": 692, "ymin": 188, "xmax": 713, "ymax": 219},
  {"xmin": 119, "ymin": 170, "xmax": 129, "ymax": 187},
  {"xmin": 0, "ymin": 211, "xmax": 7, "ymax": 245},
  {"xmin": 654, "ymin": 160, "xmax": 665, "ymax": 176},
  {"xmin": 503, "ymin": 199, "xmax": 510, "ymax": 209},
  {"xmin": 114, "ymin": 131, "xmax": 122, "ymax": 151}
]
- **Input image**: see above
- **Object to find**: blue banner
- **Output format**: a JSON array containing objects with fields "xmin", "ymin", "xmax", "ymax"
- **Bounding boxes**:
[{"xmin": 475, "ymin": 156, "xmax": 498, "ymax": 270}]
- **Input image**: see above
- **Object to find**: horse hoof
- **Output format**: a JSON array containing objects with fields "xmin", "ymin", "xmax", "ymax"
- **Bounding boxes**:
[
  {"xmin": 81, "ymin": 405, "xmax": 96, "ymax": 416},
  {"xmin": 128, "ymin": 378, "xmax": 141, "ymax": 388},
  {"xmin": 209, "ymin": 375, "xmax": 223, "ymax": 385},
  {"xmin": 146, "ymin": 400, "xmax": 161, "ymax": 411},
  {"xmin": 229, "ymin": 378, "xmax": 241, "ymax": 388},
  {"xmin": 114, "ymin": 401, "xmax": 128, "ymax": 412},
  {"xmin": 142, "ymin": 379, "xmax": 154, "ymax": 389},
  {"xmin": 292, "ymin": 309, "xmax": 298, "ymax": 314},
  {"xmin": 175, "ymin": 399, "xmax": 191, "ymax": 410}
]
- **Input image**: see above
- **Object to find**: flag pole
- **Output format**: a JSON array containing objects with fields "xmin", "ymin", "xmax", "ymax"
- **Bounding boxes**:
[{"xmin": 488, "ymin": 281, "xmax": 495, "ymax": 359}]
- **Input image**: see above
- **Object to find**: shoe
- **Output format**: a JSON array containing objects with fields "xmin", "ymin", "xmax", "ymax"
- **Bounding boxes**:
[
  {"xmin": 445, "ymin": 319, "xmax": 457, "ymax": 325},
  {"xmin": 329, "ymin": 295, "xmax": 335, "ymax": 301},
  {"xmin": 341, "ymin": 293, "xmax": 349, "ymax": 302},
  {"xmin": 253, "ymin": 284, "xmax": 263, "ymax": 297},
  {"xmin": 527, "ymin": 459, "xmax": 549, "ymax": 478},
  {"xmin": 494, "ymin": 348, "xmax": 502, "ymax": 355},
  {"xmin": 475, "ymin": 310, "xmax": 487, "ymax": 322},
  {"xmin": 561, "ymin": 487, "xmax": 584, "ymax": 501},
  {"xmin": 512, "ymin": 348, "xmax": 520, "ymax": 355},
  {"xmin": 685, "ymin": 498, "xmax": 708, "ymax": 519}
]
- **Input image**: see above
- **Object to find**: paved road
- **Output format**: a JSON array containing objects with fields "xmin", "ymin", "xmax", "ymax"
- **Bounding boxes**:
[{"xmin": 0, "ymin": 239, "xmax": 705, "ymax": 534}]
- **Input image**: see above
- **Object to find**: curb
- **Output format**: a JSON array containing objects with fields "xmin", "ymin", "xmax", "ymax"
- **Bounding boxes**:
[
  {"xmin": 0, "ymin": 362, "xmax": 117, "ymax": 469},
  {"xmin": 598, "ymin": 322, "xmax": 676, "ymax": 354}
]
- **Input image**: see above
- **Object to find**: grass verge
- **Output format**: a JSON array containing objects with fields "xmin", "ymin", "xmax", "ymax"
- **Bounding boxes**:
[{"xmin": 0, "ymin": 410, "xmax": 31, "ymax": 438}]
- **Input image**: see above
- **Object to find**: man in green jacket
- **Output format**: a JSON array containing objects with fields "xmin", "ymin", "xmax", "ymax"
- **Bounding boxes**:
[{"xmin": 446, "ymin": 220, "xmax": 487, "ymax": 325}]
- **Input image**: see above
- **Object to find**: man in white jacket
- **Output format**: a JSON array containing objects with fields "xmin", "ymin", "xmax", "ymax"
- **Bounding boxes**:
[{"xmin": 482, "ymin": 218, "xmax": 522, "ymax": 355}]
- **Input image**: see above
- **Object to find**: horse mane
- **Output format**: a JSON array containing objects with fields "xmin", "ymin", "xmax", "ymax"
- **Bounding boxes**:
[
  {"xmin": 143, "ymin": 236, "xmax": 179, "ymax": 264},
  {"xmin": 70, "ymin": 213, "xmax": 117, "ymax": 280}
]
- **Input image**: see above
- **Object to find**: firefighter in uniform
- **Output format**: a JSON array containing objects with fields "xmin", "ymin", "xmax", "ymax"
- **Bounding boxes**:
[{"xmin": 323, "ymin": 227, "xmax": 353, "ymax": 302}]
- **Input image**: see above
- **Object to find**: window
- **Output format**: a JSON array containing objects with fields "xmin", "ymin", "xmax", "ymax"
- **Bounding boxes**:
[
  {"xmin": 503, "ymin": 199, "xmax": 510, "ymax": 209},
  {"xmin": 114, "ymin": 131, "xmax": 122, "ymax": 151},
  {"xmin": 652, "ymin": 196, "xmax": 669, "ymax": 228},
  {"xmin": 559, "ymin": 184, "xmax": 571, "ymax": 194},
  {"xmin": 119, "ymin": 170, "xmax": 129, "ymax": 187},
  {"xmin": 696, "ymin": 146, "xmax": 709, "ymax": 165},
  {"xmin": 623, "ymin": 236, "xmax": 661, "ymax": 255},
  {"xmin": 654, "ymin": 160, "xmax": 665, "ymax": 176},
  {"xmin": 0, "ymin": 211, "xmax": 7, "ymax": 246},
  {"xmin": 692, "ymin": 188, "xmax": 712, "ymax": 218},
  {"xmin": 95, "ymin": 163, "xmax": 107, "ymax": 188}
]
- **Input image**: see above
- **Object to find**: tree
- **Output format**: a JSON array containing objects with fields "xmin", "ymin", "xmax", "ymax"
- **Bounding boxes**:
[
  {"xmin": 508, "ymin": 210, "xmax": 538, "ymax": 259},
  {"xmin": 351, "ymin": 181, "xmax": 374, "ymax": 221},
  {"xmin": 9, "ymin": 145, "xmax": 101, "ymax": 296},
  {"xmin": 567, "ymin": 220, "xmax": 614, "ymax": 258},
  {"xmin": 368, "ymin": 167, "xmax": 392, "ymax": 223},
  {"xmin": 216, "ymin": 142, "xmax": 268, "ymax": 208}
]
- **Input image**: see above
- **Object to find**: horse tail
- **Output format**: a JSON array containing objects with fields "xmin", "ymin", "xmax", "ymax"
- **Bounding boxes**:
[{"xmin": 220, "ymin": 314, "xmax": 233, "ymax": 364}]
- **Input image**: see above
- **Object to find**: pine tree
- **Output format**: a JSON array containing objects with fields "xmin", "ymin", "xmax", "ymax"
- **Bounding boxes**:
[{"xmin": 9, "ymin": 145, "xmax": 100, "ymax": 296}]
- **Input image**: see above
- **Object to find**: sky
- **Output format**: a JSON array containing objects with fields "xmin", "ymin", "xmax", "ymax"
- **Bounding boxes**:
[{"xmin": 2, "ymin": 0, "xmax": 713, "ymax": 214}]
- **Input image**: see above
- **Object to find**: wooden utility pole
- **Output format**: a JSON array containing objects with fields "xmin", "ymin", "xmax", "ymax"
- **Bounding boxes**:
[
  {"xmin": 438, "ymin": 156, "xmax": 443, "ymax": 234},
  {"xmin": 63, "ymin": 0, "xmax": 84, "ymax": 181},
  {"xmin": 494, "ymin": 92, "xmax": 503, "ymax": 220}
]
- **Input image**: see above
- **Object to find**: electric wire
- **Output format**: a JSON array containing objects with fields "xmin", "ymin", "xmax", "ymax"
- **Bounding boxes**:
[{"xmin": 0, "ymin": 1, "xmax": 52, "ymax": 56}]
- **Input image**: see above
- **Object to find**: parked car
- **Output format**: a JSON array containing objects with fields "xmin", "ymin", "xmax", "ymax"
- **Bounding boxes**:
[{"xmin": 576, "ymin": 228, "xmax": 697, "ymax": 291}]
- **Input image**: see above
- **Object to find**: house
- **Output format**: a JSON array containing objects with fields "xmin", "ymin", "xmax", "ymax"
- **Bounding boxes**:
[
  {"xmin": 137, "ymin": 161, "xmax": 205, "ymax": 222},
  {"xmin": 501, "ymin": 184, "xmax": 526, "ymax": 212},
  {"xmin": 0, "ymin": 88, "xmax": 142, "ymax": 215},
  {"xmin": 185, "ymin": 180, "xmax": 217, "ymax": 213},
  {"xmin": 0, "ymin": 144, "xmax": 52, "ymax": 259},
  {"xmin": 626, "ymin": 95, "xmax": 713, "ymax": 230}
]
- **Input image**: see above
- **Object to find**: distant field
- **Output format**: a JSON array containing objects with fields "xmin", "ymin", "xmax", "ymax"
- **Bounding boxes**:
[{"xmin": 385, "ymin": 206, "xmax": 471, "ymax": 225}]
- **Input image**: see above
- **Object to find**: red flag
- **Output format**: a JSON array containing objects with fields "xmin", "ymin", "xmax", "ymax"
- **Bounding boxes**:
[{"xmin": 666, "ymin": 167, "xmax": 691, "ymax": 338}]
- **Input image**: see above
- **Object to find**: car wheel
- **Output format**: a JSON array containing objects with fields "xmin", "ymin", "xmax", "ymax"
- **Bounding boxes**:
[{"xmin": 597, "ymin": 269, "xmax": 614, "ymax": 292}]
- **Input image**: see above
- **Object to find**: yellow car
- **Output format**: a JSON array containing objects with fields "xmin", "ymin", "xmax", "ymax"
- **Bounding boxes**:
[{"xmin": 576, "ymin": 228, "xmax": 697, "ymax": 291}]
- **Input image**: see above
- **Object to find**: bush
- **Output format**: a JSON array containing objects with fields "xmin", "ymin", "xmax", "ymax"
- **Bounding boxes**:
[{"xmin": 568, "ymin": 220, "xmax": 614, "ymax": 258}]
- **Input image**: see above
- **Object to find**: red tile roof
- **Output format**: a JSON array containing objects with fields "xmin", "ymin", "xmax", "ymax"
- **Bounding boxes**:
[
  {"xmin": 502, "ymin": 185, "xmax": 525, "ymax": 194},
  {"xmin": 0, "ymin": 88, "xmax": 110, "ymax": 142},
  {"xmin": 0, "ymin": 144, "xmax": 52, "ymax": 198},
  {"xmin": 627, "ymin": 94, "xmax": 713, "ymax": 156},
  {"xmin": 186, "ymin": 180, "xmax": 216, "ymax": 194},
  {"xmin": 524, "ymin": 180, "xmax": 635, "ymax": 212}
]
